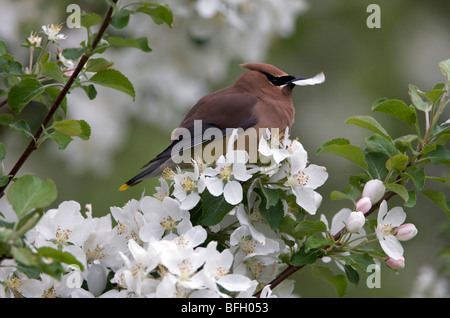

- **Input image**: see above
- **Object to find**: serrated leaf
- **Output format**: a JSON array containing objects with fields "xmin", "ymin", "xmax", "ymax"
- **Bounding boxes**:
[
  {"xmin": 311, "ymin": 265, "xmax": 347, "ymax": 297},
  {"xmin": 108, "ymin": 36, "xmax": 152, "ymax": 52},
  {"xmin": 7, "ymin": 78, "xmax": 45, "ymax": 114},
  {"xmin": 372, "ymin": 99, "xmax": 417, "ymax": 126},
  {"xmin": 52, "ymin": 119, "xmax": 83, "ymax": 136},
  {"xmin": 89, "ymin": 69, "xmax": 135, "ymax": 100},
  {"xmin": 317, "ymin": 138, "xmax": 368, "ymax": 171},
  {"xmin": 78, "ymin": 120, "xmax": 91, "ymax": 140},
  {"xmin": 346, "ymin": 115, "xmax": 391, "ymax": 140},
  {"xmin": 7, "ymin": 174, "xmax": 57, "ymax": 217}
]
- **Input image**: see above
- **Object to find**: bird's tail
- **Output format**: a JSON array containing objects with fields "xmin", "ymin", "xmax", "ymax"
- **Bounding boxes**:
[{"xmin": 119, "ymin": 158, "xmax": 172, "ymax": 191}]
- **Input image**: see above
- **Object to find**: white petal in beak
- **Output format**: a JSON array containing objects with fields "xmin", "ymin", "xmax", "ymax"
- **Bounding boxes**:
[{"xmin": 291, "ymin": 72, "xmax": 325, "ymax": 86}]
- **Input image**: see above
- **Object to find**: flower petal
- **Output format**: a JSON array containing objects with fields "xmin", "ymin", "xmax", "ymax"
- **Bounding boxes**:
[
  {"xmin": 205, "ymin": 177, "xmax": 224, "ymax": 196},
  {"xmin": 380, "ymin": 235, "xmax": 404, "ymax": 259},
  {"xmin": 224, "ymin": 181, "xmax": 243, "ymax": 205}
]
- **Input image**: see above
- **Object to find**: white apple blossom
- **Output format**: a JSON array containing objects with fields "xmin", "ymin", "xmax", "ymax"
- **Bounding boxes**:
[
  {"xmin": 41, "ymin": 23, "xmax": 67, "ymax": 42},
  {"xmin": 139, "ymin": 196, "xmax": 192, "ymax": 242},
  {"xmin": 172, "ymin": 161, "xmax": 206, "ymax": 210},
  {"xmin": 376, "ymin": 200, "xmax": 407, "ymax": 260}
]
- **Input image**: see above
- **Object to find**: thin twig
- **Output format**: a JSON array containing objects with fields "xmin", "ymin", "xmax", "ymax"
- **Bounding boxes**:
[{"xmin": 0, "ymin": 1, "xmax": 117, "ymax": 198}]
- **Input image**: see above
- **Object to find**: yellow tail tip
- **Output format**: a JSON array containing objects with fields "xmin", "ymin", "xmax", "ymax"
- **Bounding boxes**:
[{"xmin": 119, "ymin": 184, "xmax": 130, "ymax": 191}]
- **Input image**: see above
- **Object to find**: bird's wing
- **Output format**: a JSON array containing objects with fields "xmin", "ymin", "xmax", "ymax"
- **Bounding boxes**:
[{"xmin": 142, "ymin": 92, "xmax": 259, "ymax": 168}]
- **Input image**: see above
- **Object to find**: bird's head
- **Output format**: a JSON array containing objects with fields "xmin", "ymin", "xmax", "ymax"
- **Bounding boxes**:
[{"xmin": 239, "ymin": 63, "xmax": 325, "ymax": 93}]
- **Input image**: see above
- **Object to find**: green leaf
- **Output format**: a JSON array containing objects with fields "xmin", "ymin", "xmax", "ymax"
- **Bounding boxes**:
[
  {"xmin": 49, "ymin": 131, "xmax": 73, "ymax": 150},
  {"xmin": 365, "ymin": 152, "xmax": 389, "ymax": 180},
  {"xmin": 394, "ymin": 135, "xmax": 418, "ymax": 153},
  {"xmin": 346, "ymin": 115, "xmax": 391, "ymax": 140},
  {"xmin": 38, "ymin": 246, "xmax": 84, "ymax": 271},
  {"xmin": 439, "ymin": 59, "xmax": 450, "ymax": 78},
  {"xmin": 0, "ymin": 40, "xmax": 7, "ymax": 55},
  {"xmin": 371, "ymin": 99, "xmax": 417, "ymax": 127},
  {"xmin": 419, "ymin": 88, "xmax": 445, "ymax": 103},
  {"xmin": 258, "ymin": 181, "xmax": 279, "ymax": 208},
  {"xmin": 0, "ymin": 113, "xmax": 14, "ymax": 126},
  {"xmin": 259, "ymin": 200, "xmax": 284, "ymax": 230},
  {"xmin": 135, "ymin": 3, "xmax": 173, "ymax": 27},
  {"xmin": 408, "ymin": 84, "xmax": 432, "ymax": 112},
  {"xmin": 108, "ymin": 36, "xmax": 152, "ymax": 52},
  {"xmin": 78, "ymin": 120, "xmax": 91, "ymax": 140},
  {"xmin": 198, "ymin": 190, "xmax": 234, "ymax": 226},
  {"xmin": 7, "ymin": 78, "xmax": 45, "ymax": 114},
  {"xmin": 62, "ymin": 47, "xmax": 85, "ymax": 60},
  {"xmin": 294, "ymin": 220, "xmax": 327, "ymax": 237},
  {"xmin": 291, "ymin": 246, "xmax": 322, "ymax": 266},
  {"xmin": 85, "ymin": 58, "xmax": 114, "ymax": 72},
  {"xmin": 7, "ymin": 174, "xmax": 57, "ymax": 217},
  {"xmin": 311, "ymin": 265, "xmax": 347, "ymax": 297},
  {"xmin": 422, "ymin": 190, "xmax": 450, "ymax": 217},
  {"xmin": 111, "ymin": 9, "xmax": 133, "ymax": 29},
  {"xmin": 385, "ymin": 154, "xmax": 409, "ymax": 172},
  {"xmin": 40, "ymin": 62, "xmax": 65, "ymax": 83},
  {"xmin": 81, "ymin": 12, "xmax": 102, "ymax": 28},
  {"xmin": 385, "ymin": 183, "xmax": 409, "ymax": 203},
  {"xmin": 405, "ymin": 190, "xmax": 416, "ymax": 208},
  {"xmin": 89, "ymin": 69, "xmax": 135, "ymax": 100},
  {"xmin": 343, "ymin": 265, "xmax": 360, "ymax": 285},
  {"xmin": 52, "ymin": 119, "xmax": 83, "ymax": 136},
  {"xmin": 82, "ymin": 84, "xmax": 97, "ymax": 100},
  {"xmin": 10, "ymin": 120, "xmax": 34, "ymax": 139},
  {"xmin": 366, "ymin": 134, "xmax": 398, "ymax": 157},
  {"xmin": 317, "ymin": 138, "xmax": 368, "ymax": 171},
  {"xmin": 427, "ymin": 145, "xmax": 450, "ymax": 165},
  {"xmin": 15, "ymin": 209, "xmax": 43, "ymax": 236},
  {"xmin": 0, "ymin": 142, "xmax": 5, "ymax": 162},
  {"xmin": 402, "ymin": 166, "xmax": 425, "ymax": 190}
]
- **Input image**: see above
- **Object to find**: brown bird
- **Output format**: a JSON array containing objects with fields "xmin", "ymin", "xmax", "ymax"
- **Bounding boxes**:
[{"xmin": 119, "ymin": 63, "xmax": 324, "ymax": 190}]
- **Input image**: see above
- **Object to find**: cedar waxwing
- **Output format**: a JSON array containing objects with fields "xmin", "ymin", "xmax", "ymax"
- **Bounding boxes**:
[{"xmin": 119, "ymin": 63, "xmax": 324, "ymax": 190}]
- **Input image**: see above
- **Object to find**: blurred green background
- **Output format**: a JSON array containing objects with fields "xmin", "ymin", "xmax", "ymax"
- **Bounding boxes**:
[{"xmin": 1, "ymin": 0, "xmax": 449, "ymax": 297}]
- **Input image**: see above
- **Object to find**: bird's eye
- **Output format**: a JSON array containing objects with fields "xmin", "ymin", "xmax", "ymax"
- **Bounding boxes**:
[{"xmin": 264, "ymin": 73, "xmax": 296, "ymax": 86}]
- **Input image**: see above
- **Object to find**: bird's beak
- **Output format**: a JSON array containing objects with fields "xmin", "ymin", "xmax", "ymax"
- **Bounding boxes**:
[{"xmin": 289, "ymin": 72, "xmax": 325, "ymax": 86}]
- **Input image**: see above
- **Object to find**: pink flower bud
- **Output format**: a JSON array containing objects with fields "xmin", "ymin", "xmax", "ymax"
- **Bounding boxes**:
[
  {"xmin": 393, "ymin": 223, "xmax": 418, "ymax": 241},
  {"xmin": 385, "ymin": 256, "xmax": 405, "ymax": 269},
  {"xmin": 362, "ymin": 179, "xmax": 386, "ymax": 203},
  {"xmin": 355, "ymin": 196, "xmax": 372, "ymax": 214},
  {"xmin": 346, "ymin": 211, "xmax": 365, "ymax": 233}
]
